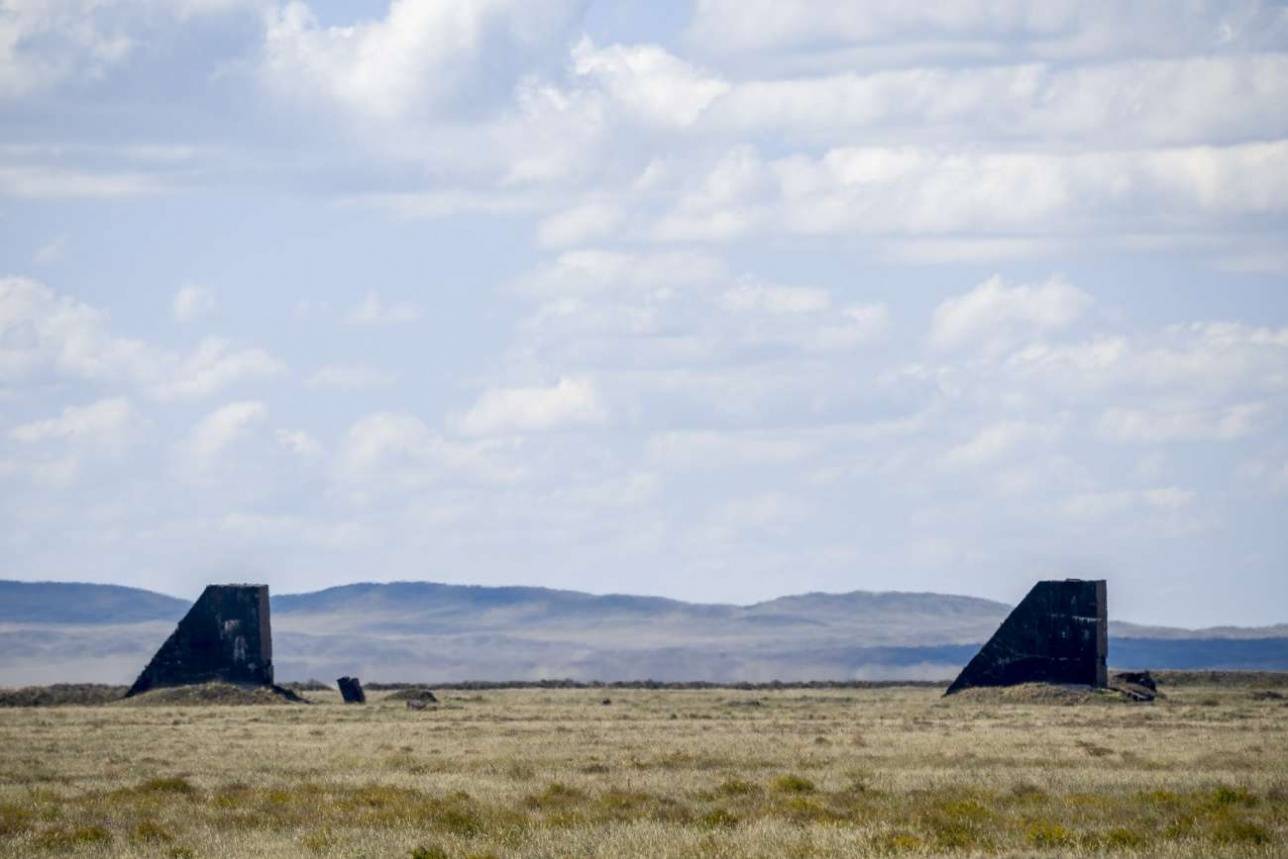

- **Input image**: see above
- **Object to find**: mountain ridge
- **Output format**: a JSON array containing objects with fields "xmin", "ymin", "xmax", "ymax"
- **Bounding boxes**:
[
  {"xmin": 3, "ymin": 579, "xmax": 1285, "ymax": 685},
  {"xmin": 4, "ymin": 578, "xmax": 1283, "ymax": 637}
]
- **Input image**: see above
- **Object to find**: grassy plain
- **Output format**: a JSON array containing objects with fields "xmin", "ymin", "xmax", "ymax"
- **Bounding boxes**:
[{"xmin": 0, "ymin": 682, "xmax": 1285, "ymax": 858}]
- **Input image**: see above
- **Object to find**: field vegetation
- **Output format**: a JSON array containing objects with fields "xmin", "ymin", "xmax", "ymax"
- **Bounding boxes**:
[{"xmin": 0, "ymin": 679, "xmax": 1285, "ymax": 857}]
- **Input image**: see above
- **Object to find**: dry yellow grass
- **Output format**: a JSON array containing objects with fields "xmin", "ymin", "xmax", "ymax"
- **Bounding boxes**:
[{"xmin": 0, "ymin": 683, "xmax": 1285, "ymax": 857}]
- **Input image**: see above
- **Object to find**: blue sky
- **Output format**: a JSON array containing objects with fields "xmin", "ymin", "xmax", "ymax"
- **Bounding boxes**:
[{"xmin": 2, "ymin": 0, "xmax": 1286, "ymax": 626}]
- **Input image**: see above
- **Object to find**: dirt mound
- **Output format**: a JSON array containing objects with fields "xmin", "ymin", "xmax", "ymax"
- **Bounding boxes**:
[
  {"xmin": 117, "ymin": 682, "xmax": 307, "ymax": 706},
  {"xmin": 942, "ymin": 683, "xmax": 1141, "ymax": 704},
  {"xmin": 384, "ymin": 687, "xmax": 439, "ymax": 703},
  {"xmin": 0, "ymin": 684, "xmax": 127, "ymax": 707}
]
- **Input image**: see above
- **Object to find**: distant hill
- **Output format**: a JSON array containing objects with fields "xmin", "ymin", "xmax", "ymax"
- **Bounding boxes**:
[
  {"xmin": 2, "ymin": 579, "xmax": 1285, "ymax": 685},
  {"xmin": 0, "ymin": 580, "xmax": 187, "ymax": 624}
]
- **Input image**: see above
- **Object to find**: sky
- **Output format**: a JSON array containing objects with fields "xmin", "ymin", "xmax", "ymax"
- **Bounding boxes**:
[{"xmin": 1, "ymin": 0, "xmax": 1287, "ymax": 626}]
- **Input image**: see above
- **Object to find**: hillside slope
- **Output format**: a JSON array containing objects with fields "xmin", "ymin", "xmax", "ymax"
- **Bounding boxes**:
[{"xmin": 2, "ymin": 579, "xmax": 1285, "ymax": 684}]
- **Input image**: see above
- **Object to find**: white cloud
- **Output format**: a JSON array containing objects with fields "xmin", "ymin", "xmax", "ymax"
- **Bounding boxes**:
[
  {"xmin": 1061, "ymin": 485, "xmax": 1197, "ymax": 520},
  {"xmin": 684, "ymin": 1, "xmax": 1282, "ymax": 64},
  {"xmin": 306, "ymin": 363, "xmax": 396, "ymax": 390},
  {"xmin": 1098, "ymin": 402, "xmax": 1268, "ymax": 442},
  {"xmin": 455, "ymin": 377, "xmax": 606, "ymax": 436},
  {"xmin": 344, "ymin": 291, "xmax": 423, "ymax": 326},
  {"xmin": 517, "ymin": 249, "xmax": 727, "ymax": 298},
  {"xmin": 1, "ymin": 275, "xmax": 153, "ymax": 382},
  {"xmin": 1007, "ymin": 322, "xmax": 1288, "ymax": 396},
  {"xmin": 179, "ymin": 400, "xmax": 266, "ymax": 469},
  {"xmin": 536, "ymin": 200, "xmax": 625, "ymax": 248},
  {"xmin": 341, "ymin": 411, "xmax": 519, "ymax": 486},
  {"xmin": 930, "ymin": 275, "xmax": 1090, "ymax": 352},
  {"xmin": 9, "ymin": 397, "xmax": 137, "ymax": 448},
  {"xmin": 642, "ymin": 142, "xmax": 1288, "ymax": 246},
  {"xmin": 172, "ymin": 284, "xmax": 215, "ymax": 323},
  {"xmin": 704, "ymin": 56, "xmax": 1288, "ymax": 148},
  {"xmin": 943, "ymin": 420, "xmax": 1056, "ymax": 468},
  {"xmin": 570, "ymin": 37, "xmax": 729, "ymax": 128},
  {"xmin": 1, "ymin": 277, "xmax": 283, "ymax": 398},
  {"xmin": 275, "ymin": 428, "xmax": 322, "ymax": 457},
  {"xmin": 219, "ymin": 511, "xmax": 370, "ymax": 550},
  {"xmin": 154, "ymin": 337, "xmax": 284, "ymax": 400},
  {"xmin": 33, "ymin": 236, "xmax": 66, "ymax": 265},
  {"xmin": 0, "ymin": 0, "xmax": 264, "ymax": 97},
  {"xmin": 261, "ymin": 0, "xmax": 582, "ymax": 121},
  {"xmin": 0, "ymin": 165, "xmax": 164, "ymax": 198},
  {"xmin": 647, "ymin": 430, "xmax": 809, "ymax": 470},
  {"xmin": 720, "ymin": 281, "xmax": 830, "ymax": 314}
]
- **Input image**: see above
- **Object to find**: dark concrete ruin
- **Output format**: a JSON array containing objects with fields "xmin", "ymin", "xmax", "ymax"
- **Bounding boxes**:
[
  {"xmin": 946, "ymin": 579, "xmax": 1107, "ymax": 695},
  {"xmin": 126, "ymin": 584, "xmax": 274, "ymax": 697},
  {"xmin": 337, "ymin": 676, "xmax": 366, "ymax": 704}
]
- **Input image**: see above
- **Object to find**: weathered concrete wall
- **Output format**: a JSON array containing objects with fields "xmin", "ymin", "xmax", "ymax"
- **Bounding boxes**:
[
  {"xmin": 126, "ymin": 585, "xmax": 273, "ymax": 696},
  {"xmin": 946, "ymin": 579, "xmax": 1107, "ymax": 694},
  {"xmin": 337, "ymin": 676, "xmax": 365, "ymax": 704}
]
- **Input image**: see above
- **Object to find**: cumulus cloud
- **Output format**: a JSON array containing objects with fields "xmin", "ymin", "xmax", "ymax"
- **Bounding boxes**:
[
  {"xmin": 154, "ymin": 337, "xmax": 284, "ymax": 400},
  {"xmin": 0, "ymin": 0, "xmax": 264, "ymax": 97},
  {"xmin": 455, "ymin": 377, "xmax": 606, "ymax": 436},
  {"xmin": 638, "ymin": 142, "xmax": 1288, "ymax": 246},
  {"xmin": 9, "ymin": 397, "xmax": 137, "ymax": 448},
  {"xmin": 261, "ymin": 0, "xmax": 583, "ymax": 122},
  {"xmin": 570, "ymin": 37, "xmax": 729, "ymax": 128},
  {"xmin": 341, "ymin": 411, "xmax": 519, "ymax": 486},
  {"xmin": 172, "ymin": 284, "xmax": 214, "ymax": 323},
  {"xmin": 930, "ymin": 275, "xmax": 1091, "ymax": 352},
  {"xmin": 1, "ymin": 276, "xmax": 282, "ymax": 398},
  {"xmin": 179, "ymin": 400, "xmax": 266, "ymax": 469}
]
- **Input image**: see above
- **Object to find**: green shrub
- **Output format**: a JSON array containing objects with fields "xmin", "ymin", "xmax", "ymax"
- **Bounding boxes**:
[
  {"xmin": 1211, "ymin": 785, "xmax": 1257, "ymax": 807},
  {"xmin": 716, "ymin": 778, "xmax": 758, "ymax": 797},
  {"xmin": 1103, "ymin": 827, "xmax": 1146, "ymax": 849},
  {"xmin": 1210, "ymin": 817, "xmax": 1271, "ymax": 845},
  {"xmin": 139, "ymin": 776, "xmax": 197, "ymax": 796},
  {"xmin": 772, "ymin": 774, "xmax": 815, "ymax": 794},
  {"xmin": 132, "ymin": 819, "xmax": 173, "ymax": 843},
  {"xmin": 32, "ymin": 824, "xmax": 111, "ymax": 850},
  {"xmin": 1026, "ymin": 819, "xmax": 1074, "ymax": 848},
  {"xmin": 701, "ymin": 808, "xmax": 738, "ymax": 828}
]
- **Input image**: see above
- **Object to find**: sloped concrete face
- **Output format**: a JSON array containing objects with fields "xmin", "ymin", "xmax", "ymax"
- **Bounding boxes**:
[
  {"xmin": 337, "ymin": 676, "xmax": 365, "ymax": 704},
  {"xmin": 126, "ymin": 585, "xmax": 273, "ymax": 697},
  {"xmin": 946, "ymin": 579, "xmax": 1107, "ymax": 694}
]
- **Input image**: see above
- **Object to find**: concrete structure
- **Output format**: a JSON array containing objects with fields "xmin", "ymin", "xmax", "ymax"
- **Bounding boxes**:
[
  {"xmin": 946, "ymin": 579, "xmax": 1107, "ymax": 694},
  {"xmin": 337, "ymin": 676, "xmax": 365, "ymax": 703},
  {"xmin": 126, "ymin": 584, "xmax": 273, "ymax": 697}
]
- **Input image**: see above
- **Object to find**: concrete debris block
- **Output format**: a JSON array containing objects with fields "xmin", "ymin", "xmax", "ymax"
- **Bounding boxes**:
[
  {"xmin": 1111, "ymin": 670, "xmax": 1158, "ymax": 701},
  {"xmin": 337, "ymin": 676, "xmax": 366, "ymax": 704},
  {"xmin": 127, "ymin": 584, "xmax": 273, "ymax": 698},
  {"xmin": 946, "ymin": 579, "xmax": 1107, "ymax": 695},
  {"xmin": 1112, "ymin": 670, "xmax": 1156, "ymax": 691}
]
